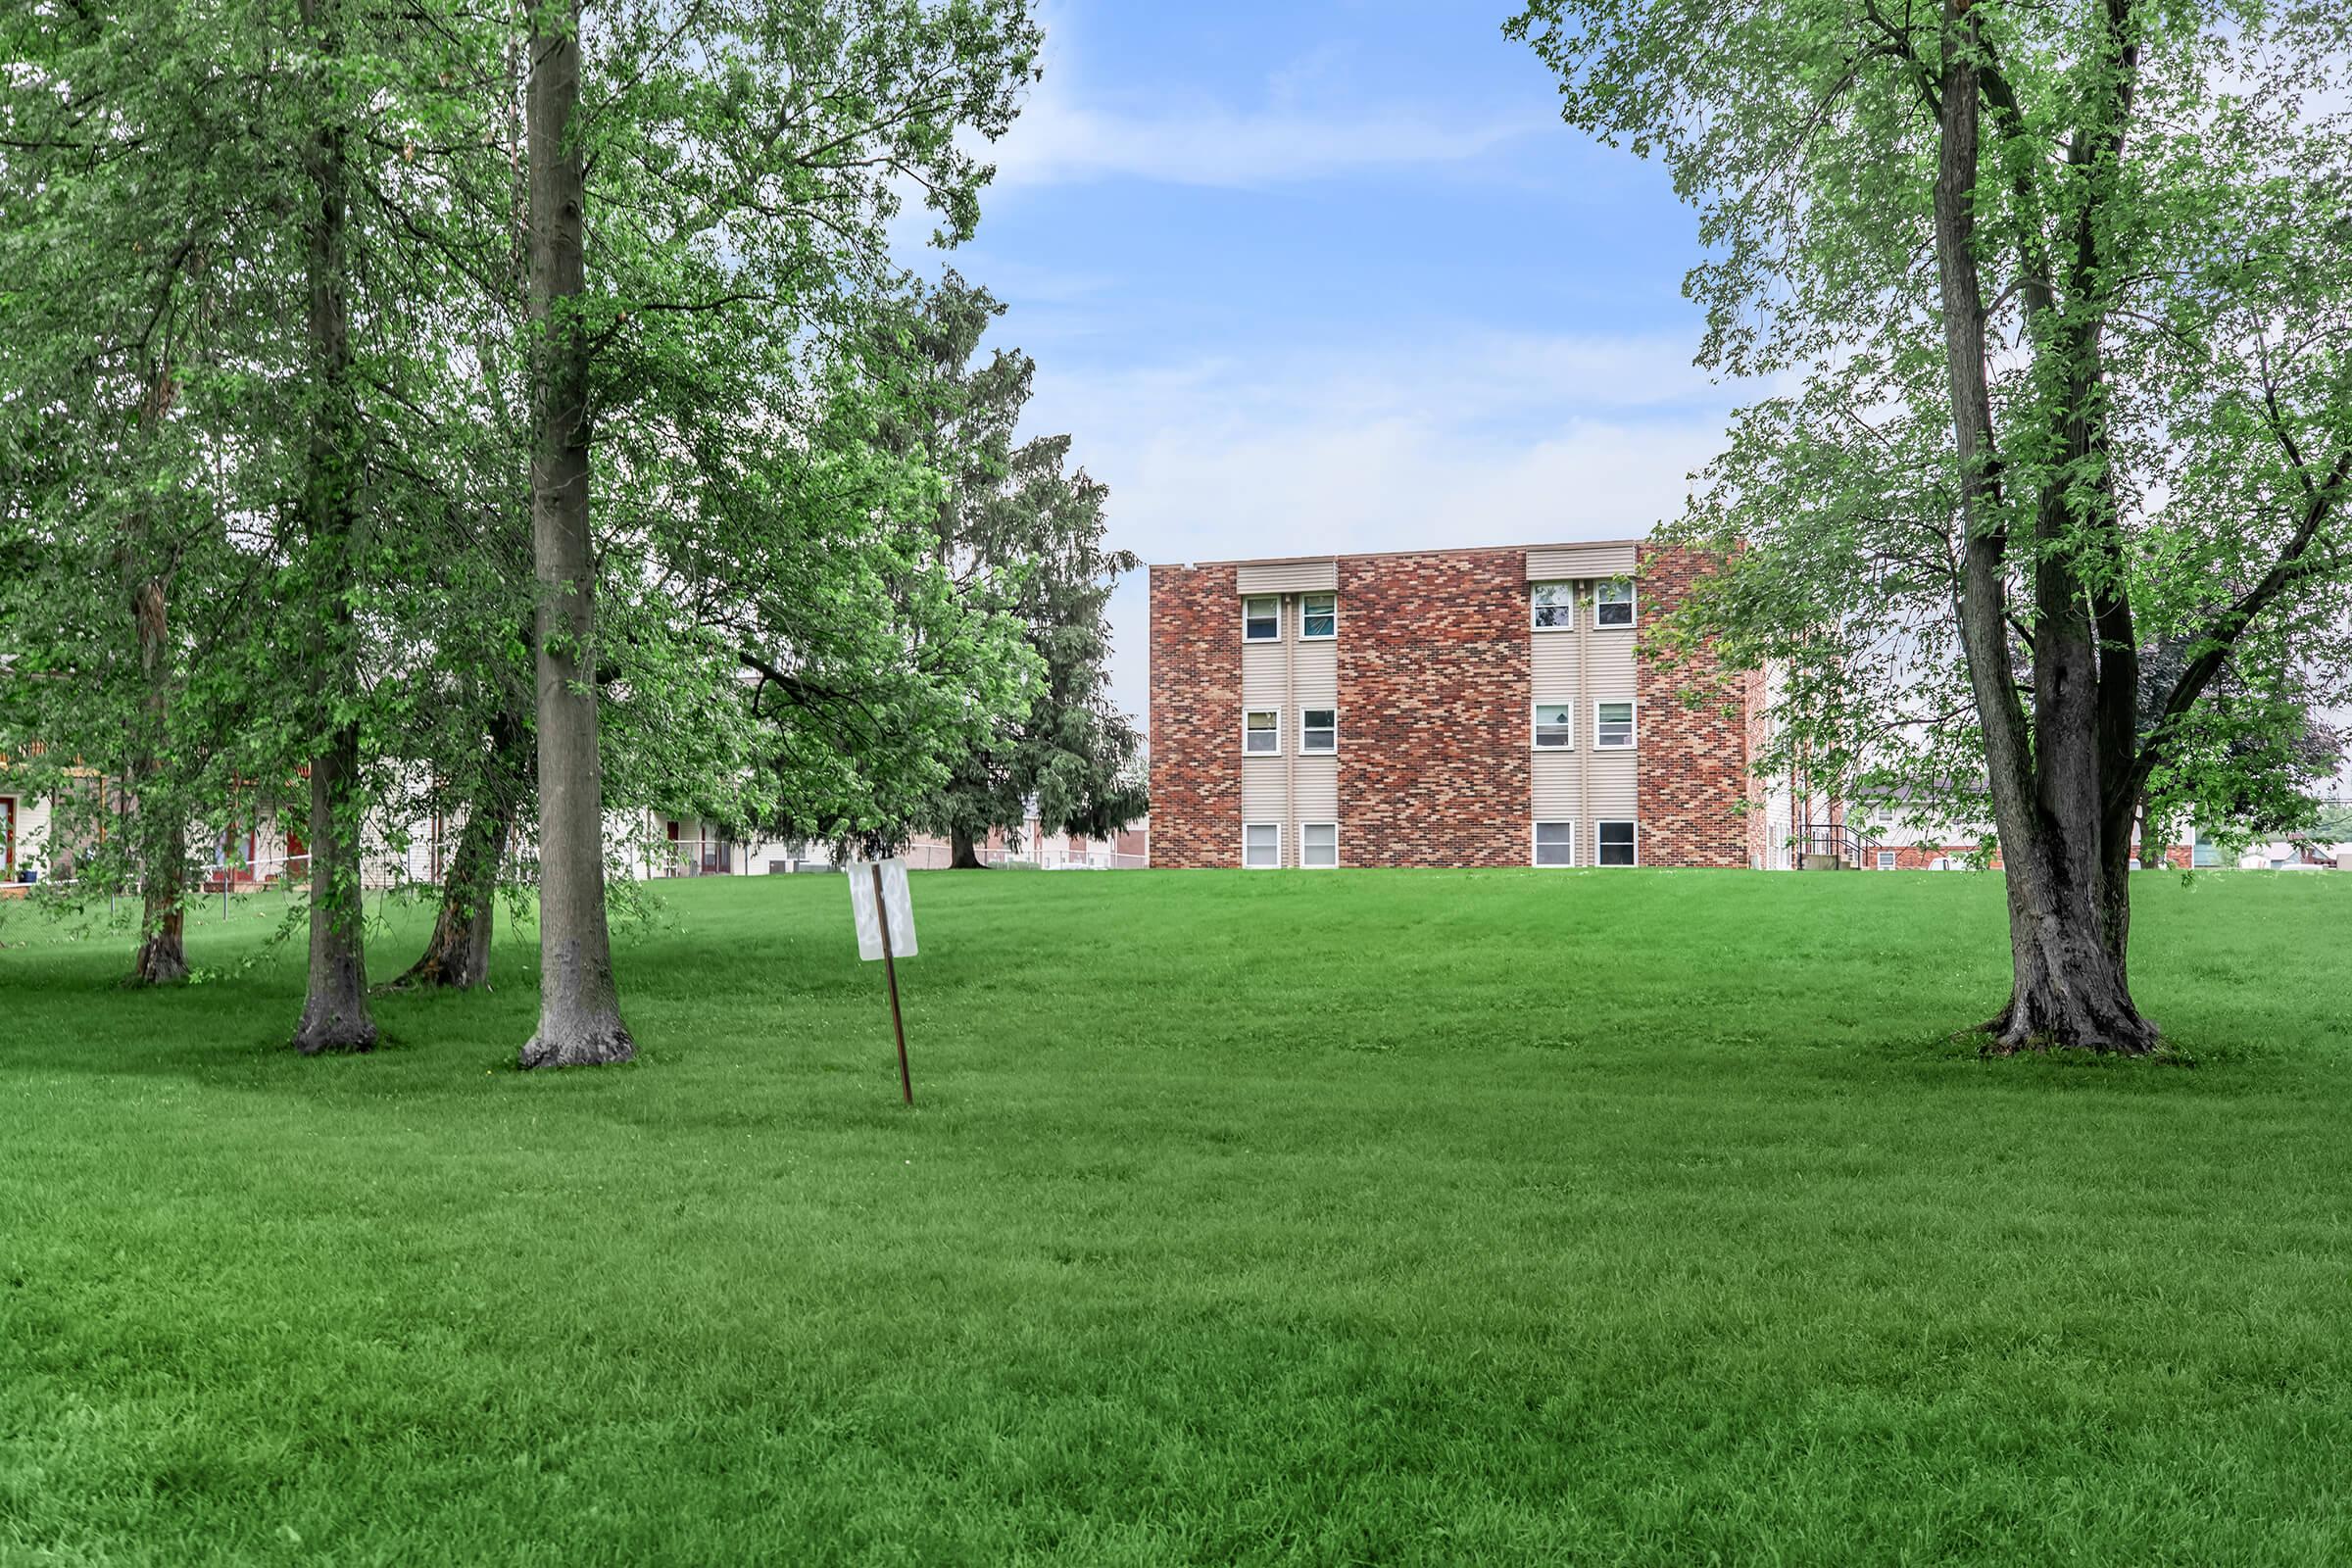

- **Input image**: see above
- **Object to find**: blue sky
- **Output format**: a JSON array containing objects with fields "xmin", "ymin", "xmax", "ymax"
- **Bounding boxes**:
[{"xmin": 910, "ymin": 2, "xmax": 1746, "ymax": 722}]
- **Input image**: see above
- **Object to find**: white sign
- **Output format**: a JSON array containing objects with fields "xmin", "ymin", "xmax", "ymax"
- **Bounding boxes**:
[{"xmin": 847, "ymin": 858, "xmax": 917, "ymax": 960}]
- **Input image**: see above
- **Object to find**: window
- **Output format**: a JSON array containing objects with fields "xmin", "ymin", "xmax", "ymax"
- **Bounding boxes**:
[
  {"xmin": 1300, "ymin": 708, "xmax": 1337, "ymax": 753},
  {"xmin": 1596, "ymin": 821, "xmax": 1637, "ymax": 865},
  {"xmin": 1302, "ymin": 822, "xmax": 1339, "ymax": 868},
  {"xmin": 1594, "ymin": 578, "xmax": 1636, "ymax": 628},
  {"xmin": 1535, "ymin": 821, "xmax": 1575, "ymax": 867},
  {"xmin": 1876, "ymin": 850, "xmax": 1897, "ymax": 870},
  {"xmin": 1243, "ymin": 822, "xmax": 1280, "ymax": 868},
  {"xmin": 1594, "ymin": 701, "xmax": 1636, "ymax": 749},
  {"xmin": 1244, "ymin": 596, "xmax": 1280, "ymax": 641},
  {"xmin": 1533, "ymin": 703, "xmax": 1574, "ymax": 749},
  {"xmin": 1532, "ymin": 581, "xmax": 1573, "ymax": 630},
  {"xmin": 0, "ymin": 796, "xmax": 13, "ymax": 872},
  {"xmin": 1301, "ymin": 593, "xmax": 1337, "ymax": 640},
  {"xmin": 1244, "ymin": 709, "xmax": 1280, "ymax": 755}
]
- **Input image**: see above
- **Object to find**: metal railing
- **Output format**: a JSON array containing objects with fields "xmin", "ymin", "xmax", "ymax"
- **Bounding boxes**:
[{"xmin": 1793, "ymin": 820, "xmax": 1879, "ymax": 868}]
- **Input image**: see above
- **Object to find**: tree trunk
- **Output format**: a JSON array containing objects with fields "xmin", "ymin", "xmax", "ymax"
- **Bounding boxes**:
[
  {"xmin": 521, "ymin": 0, "xmax": 634, "ymax": 1069},
  {"xmin": 126, "ymin": 573, "xmax": 188, "ymax": 985},
  {"xmin": 950, "ymin": 823, "xmax": 985, "ymax": 868},
  {"xmin": 290, "ymin": 0, "xmax": 375, "ymax": 1055},
  {"xmin": 292, "ymin": 721, "xmax": 376, "ymax": 1053},
  {"xmin": 389, "ymin": 712, "xmax": 525, "ymax": 991},
  {"xmin": 1932, "ymin": 0, "xmax": 2154, "ymax": 1054}
]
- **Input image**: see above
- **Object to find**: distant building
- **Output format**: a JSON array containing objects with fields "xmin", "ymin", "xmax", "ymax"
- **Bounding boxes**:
[{"xmin": 1148, "ymin": 540, "xmax": 1766, "ymax": 869}]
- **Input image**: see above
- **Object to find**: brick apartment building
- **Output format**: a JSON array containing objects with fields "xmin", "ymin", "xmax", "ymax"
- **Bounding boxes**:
[{"xmin": 1150, "ymin": 540, "xmax": 1765, "ymax": 870}]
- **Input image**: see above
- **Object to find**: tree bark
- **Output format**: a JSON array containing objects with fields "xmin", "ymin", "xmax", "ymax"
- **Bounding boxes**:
[
  {"xmin": 128, "ymin": 570, "xmax": 187, "ymax": 986},
  {"xmin": 389, "ymin": 711, "xmax": 525, "ymax": 990},
  {"xmin": 292, "ymin": 0, "xmax": 376, "ymax": 1054},
  {"xmin": 521, "ymin": 0, "xmax": 634, "ymax": 1069},
  {"xmin": 950, "ymin": 823, "xmax": 985, "ymax": 868},
  {"xmin": 1932, "ymin": 0, "xmax": 2155, "ymax": 1054}
]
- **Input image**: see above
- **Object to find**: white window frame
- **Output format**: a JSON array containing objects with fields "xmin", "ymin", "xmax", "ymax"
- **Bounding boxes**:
[
  {"xmin": 1244, "ymin": 595, "xmax": 1281, "ymax": 642},
  {"xmin": 1299, "ymin": 592, "xmax": 1338, "ymax": 641},
  {"xmin": 1532, "ymin": 702, "xmax": 1575, "ymax": 750},
  {"xmin": 1593, "ymin": 578, "xmax": 1637, "ymax": 629},
  {"xmin": 1595, "ymin": 819, "xmax": 1639, "ymax": 866},
  {"xmin": 1593, "ymin": 700, "xmax": 1637, "ymax": 750},
  {"xmin": 1534, "ymin": 820, "xmax": 1577, "ymax": 867},
  {"xmin": 1243, "ymin": 821, "xmax": 1281, "ymax": 869},
  {"xmin": 1531, "ymin": 581, "xmax": 1575, "ymax": 632},
  {"xmin": 1299, "ymin": 707, "xmax": 1338, "ymax": 754},
  {"xmin": 1300, "ymin": 821, "xmax": 1340, "ymax": 868},
  {"xmin": 1876, "ymin": 850, "xmax": 1897, "ymax": 870},
  {"xmin": 1243, "ymin": 707, "xmax": 1282, "ymax": 756}
]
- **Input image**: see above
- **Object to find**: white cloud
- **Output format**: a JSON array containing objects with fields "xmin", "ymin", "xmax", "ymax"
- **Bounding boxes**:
[
  {"xmin": 978, "ymin": 19, "xmax": 1543, "ymax": 191},
  {"xmin": 1023, "ymin": 334, "xmax": 1754, "ymax": 723}
]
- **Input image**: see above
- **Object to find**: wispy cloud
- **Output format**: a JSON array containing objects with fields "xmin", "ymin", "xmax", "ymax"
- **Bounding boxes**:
[{"xmin": 1023, "ymin": 333, "xmax": 1755, "ymax": 720}]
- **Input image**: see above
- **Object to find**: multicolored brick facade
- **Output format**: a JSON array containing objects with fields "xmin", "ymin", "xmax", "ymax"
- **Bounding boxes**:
[{"xmin": 1148, "ymin": 541, "xmax": 1760, "ymax": 869}]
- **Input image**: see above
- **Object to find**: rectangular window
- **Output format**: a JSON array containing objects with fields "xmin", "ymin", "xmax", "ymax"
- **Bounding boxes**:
[
  {"xmin": 1244, "ymin": 709, "xmax": 1280, "ymax": 755},
  {"xmin": 1594, "ymin": 578, "xmax": 1636, "ymax": 628},
  {"xmin": 1596, "ymin": 820, "xmax": 1637, "ymax": 865},
  {"xmin": 1877, "ymin": 850, "xmax": 1897, "ymax": 870},
  {"xmin": 1243, "ymin": 822, "xmax": 1280, "ymax": 868},
  {"xmin": 1532, "ymin": 581, "xmax": 1573, "ymax": 630},
  {"xmin": 1533, "ymin": 703, "xmax": 1574, "ymax": 749},
  {"xmin": 1244, "ymin": 596, "xmax": 1280, "ymax": 641},
  {"xmin": 1301, "ymin": 822, "xmax": 1339, "ymax": 868},
  {"xmin": 1300, "ymin": 708, "xmax": 1337, "ymax": 753},
  {"xmin": 1300, "ymin": 592, "xmax": 1337, "ymax": 640},
  {"xmin": 1594, "ymin": 701, "xmax": 1636, "ymax": 749},
  {"xmin": 1535, "ymin": 821, "xmax": 1575, "ymax": 867},
  {"xmin": 0, "ymin": 796, "xmax": 13, "ymax": 872}
]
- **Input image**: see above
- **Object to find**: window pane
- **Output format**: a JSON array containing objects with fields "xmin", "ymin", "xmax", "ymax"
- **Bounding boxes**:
[
  {"xmin": 1532, "ymin": 582, "xmax": 1570, "ymax": 629},
  {"xmin": 1534, "ymin": 703, "xmax": 1573, "ymax": 748},
  {"xmin": 1594, "ymin": 579, "xmax": 1634, "ymax": 627},
  {"xmin": 1302, "ymin": 594, "xmax": 1337, "ymax": 638},
  {"xmin": 1535, "ymin": 822, "xmax": 1573, "ymax": 866},
  {"xmin": 1245, "ymin": 597, "xmax": 1279, "ymax": 639},
  {"xmin": 1303, "ymin": 823, "xmax": 1338, "ymax": 866},
  {"xmin": 1595, "ymin": 702, "xmax": 1635, "ymax": 748},
  {"xmin": 1244, "ymin": 824, "xmax": 1279, "ymax": 866},
  {"xmin": 1301, "ymin": 709, "xmax": 1337, "ymax": 752},
  {"xmin": 1245, "ymin": 710, "xmax": 1278, "ymax": 753},
  {"xmin": 1597, "ymin": 821, "xmax": 1636, "ymax": 865}
]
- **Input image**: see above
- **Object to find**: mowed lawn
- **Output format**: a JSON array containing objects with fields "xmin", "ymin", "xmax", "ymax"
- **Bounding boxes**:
[{"xmin": 4, "ymin": 868, "xmax": 2351, "ymax": 1566}]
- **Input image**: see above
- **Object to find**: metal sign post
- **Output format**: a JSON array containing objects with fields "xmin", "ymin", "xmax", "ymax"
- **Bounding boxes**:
[{"xmin": 848, "ymin": 858, "xmax": 918, "ymax": 1105}]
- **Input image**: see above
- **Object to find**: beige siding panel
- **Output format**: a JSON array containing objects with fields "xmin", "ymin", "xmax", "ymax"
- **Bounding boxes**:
[
  {"xmin": 1242, "ymin": 642, "xmax": 1287, "ymax": 707},
  {"xmin": 1588, "ymin": 753, "xmax": 1638, "ymax": 819},
  {"xmin": 1586, "ymin": 633, "xmax": 1638, "ymax": 702},
  {"xmin": 1293, "ymin": 758, "xmax": 1338, "ymax": 822},
  {"xmin": 1236, "ymin": 559, "xmax": 1339, "ymax": 594},
  {"xmin": 1241, "ymin": 759, "xmax": 1288, "ymax": 824},
  {"xmin": 1293, "ymin": 640, "xmax": 1338, "ymax": 708},
  {"xmin": 1530, "ymin": 630, "xmax": 1580, "ymax": 702},
  {"xmin": 1531, "ymin": 752, "xmax": 1579, "ymax": 821},
  {"xmin": 1526, "ymin": 543, "xmax": 1636, "ymax": 580}
]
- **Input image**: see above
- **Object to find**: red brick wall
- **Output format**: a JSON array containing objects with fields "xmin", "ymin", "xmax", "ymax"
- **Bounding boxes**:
[
  {"xmin": 1338, "ymin": 550, "xmax": 1531, "ymax": 867},
  {"xmin": 1149, "ymin": 565, "xmax": 1241, "ymax": 867},
  {"xmin": 1635, "ymin": 545, "xmax": 1751, "ymax": 868}
]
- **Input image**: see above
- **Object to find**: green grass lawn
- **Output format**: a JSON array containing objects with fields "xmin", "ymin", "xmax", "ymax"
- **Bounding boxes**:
[{"xmin": 4, "ymin": 867, "xmax": 2350, "ymax": 1565}]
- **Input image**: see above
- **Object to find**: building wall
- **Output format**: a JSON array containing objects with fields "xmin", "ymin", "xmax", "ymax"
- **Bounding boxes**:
[
  {"xmin": 1150, "ymin": 564, "xmax": 1244, "ymax": 869},
  {"xmin": 1338, "ymin": 549, "xmax": 1531, "ymax": 867},
  {"xmin": 1634, "ymin": 545, "xmax": 1752, "ymax": 868}
]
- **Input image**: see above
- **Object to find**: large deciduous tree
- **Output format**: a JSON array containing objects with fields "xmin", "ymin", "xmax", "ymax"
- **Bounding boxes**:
[
  {"xmin": 1512, "ymin": 0, "xmax": 2352, "ymax": 1052},
  {"xmin": 876, "ymin": 274, "xmax": 1143, "ymax": 867}
]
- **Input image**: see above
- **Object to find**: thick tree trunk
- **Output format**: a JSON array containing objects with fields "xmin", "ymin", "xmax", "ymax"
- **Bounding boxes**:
[
  {"xmin": 521, "ymin": 0, "xmax": 633, "ymax": 1070},
  {"xmin": 389, "ymin": 713, "xmax": 524, "ymax": 990},
  {"xmin": 1933, "ymin": 0, "xmax": 2155, "ymax": 1054},
  {"xmin": 290, "ymin": 0, "xmax": 375, "ymax": 1055},
  {"xmin": 126, "ymin": 574, "xmax": 187, "ymax": 985},
  {"xmin": 292, "ymin": 722, "xmax": 376, "ymax": 1053},
  {"xmin": 950, "ymin": 823, "xmax": 985, "ymax": 869}
]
